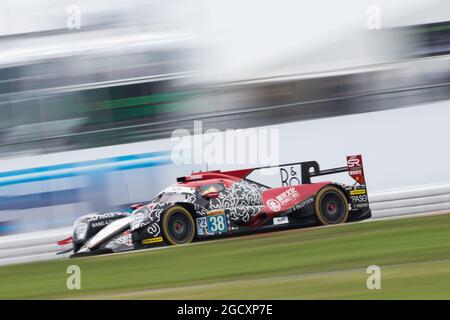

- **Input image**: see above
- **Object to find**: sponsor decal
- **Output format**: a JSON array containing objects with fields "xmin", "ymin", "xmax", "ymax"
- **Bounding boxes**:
[
  {"xmin": 351, "ymin": 195, "xmax": 368, "ymax": 203},
  {"xmin": 207, "ymin": 209, "xmax": 225, "ymax": 216},
  {"xmin": 285, "ymin": 196, "xmax": 314, "ymax": 214},
  {"xmin": 350, "ymin": 189, "xmax": 367, "ymax": 195},
  {"xmin": 273, "ymin": 216, "xmax": 289, "ymax": 225},
  {"xmin": 347, "ymin": 157, "xmax": 361, "ymax": 167},
  {"xmin": 347, "ymin": 155, "xmax": 365, "ymax": 184},
  {"xmin": 86, "ymin": 212, "xmax": 126, "ymax": 221},
  {"xmin": 142, "ymin": 236, "xmax": 163, "ymax": 244},
  {"xmin": 297, "ymin": 196, "xmax": 314, "ymax": 209},
  {"xmin": 267, "ymin": 199, "xmax": 282, "ymax": 212},
  {"xmin": 267, "ymin": 187, "xmax": 301, "ymax": 212},
  {"xmin": 275, "ymin": 187, "xmax": 300, "ymax": 206},
  {"xmin": 91, "ymin": 220, "xmax": 110, "ymax": 228},
  {"xmin": 350, "ymin": 193, "xmax": 369, "ymax": 209},
  {"xmin": 280, "ymin": 165, "xmax": 302, "ymax": 186}
]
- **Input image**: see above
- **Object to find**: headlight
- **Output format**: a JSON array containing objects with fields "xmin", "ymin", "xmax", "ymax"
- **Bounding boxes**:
[{"xmin": 74, "ymin": 221, "xmax": 88, "ymax": 240}]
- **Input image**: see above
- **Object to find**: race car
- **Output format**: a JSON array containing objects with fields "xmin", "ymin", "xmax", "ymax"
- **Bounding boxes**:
[{"xmin": 57, "ymin": 155, "xmax": 371, "ymax": 257}]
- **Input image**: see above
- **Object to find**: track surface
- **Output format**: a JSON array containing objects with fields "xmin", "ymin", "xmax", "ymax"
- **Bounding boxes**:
[
  {"xmin": 66, "ymin": 210, "xmax": 450, "ymax": 260},
  {"xmin": 1, "ymin": 212, "xmax": 450, "ymax": 299}
]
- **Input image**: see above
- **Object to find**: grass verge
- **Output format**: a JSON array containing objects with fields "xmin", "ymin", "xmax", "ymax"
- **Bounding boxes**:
[{"xmin": 1, "ymin": 214, "xmax": 450, "ymax": 299}]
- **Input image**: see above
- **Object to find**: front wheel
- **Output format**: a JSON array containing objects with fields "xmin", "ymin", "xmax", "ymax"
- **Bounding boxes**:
[
  {"xmin": 161, "ymin": 205, "xmax": 195, "ymax": 245},
  {"xmin": 314, "ymin": 186, "xmax": 349, "ymax": 225}
]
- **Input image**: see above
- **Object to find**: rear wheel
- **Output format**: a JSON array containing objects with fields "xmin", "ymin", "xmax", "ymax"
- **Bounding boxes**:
[
  {"xmin": 161, "ymin": 205, "xmax": 195, "ymax": 245},
  {"xmin": 315, "ymin": 186, "xmax": 349, "ymax": 225}
]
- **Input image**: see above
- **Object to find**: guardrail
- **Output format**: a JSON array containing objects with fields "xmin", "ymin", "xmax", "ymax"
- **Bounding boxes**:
[
  {"xmin": 369, "ymin": 182, "xmax": 450, "ymax": 218},
  {"xmin": 0, "ymin": 227, "xmax": 72, "ymax": 266},
  {"xmin": 0, "ymin": 182, "xmax": 449, "ymax": 266}
]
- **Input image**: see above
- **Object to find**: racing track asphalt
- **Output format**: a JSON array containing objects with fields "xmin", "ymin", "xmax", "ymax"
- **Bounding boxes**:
[{"xmin": 68, "ymin": 209, "xmax": 450, "ymax": 262}]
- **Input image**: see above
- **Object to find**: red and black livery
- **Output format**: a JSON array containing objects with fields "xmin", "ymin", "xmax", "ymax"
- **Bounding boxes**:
[{"xmin": 60, "ymin": 155, "xmax": 371, "ymax": 257}]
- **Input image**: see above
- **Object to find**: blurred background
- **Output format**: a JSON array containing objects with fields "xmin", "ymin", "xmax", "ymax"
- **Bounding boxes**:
[{"xmin": 0, "ymin": 0, "xmax": 450, "ymax": 238}]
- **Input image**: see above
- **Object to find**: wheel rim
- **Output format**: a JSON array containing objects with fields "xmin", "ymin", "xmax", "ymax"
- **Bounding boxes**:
[
  {"xmin": 320, "ymin": 192, "xmax": 345, "ymax": 223},
  {"xmin": 167, "ymin": 211, "xmax": 193, "ymax": 243},
  {"xmin": 326, "ymin": 201, "xmax": 337, "ymax": 214}
]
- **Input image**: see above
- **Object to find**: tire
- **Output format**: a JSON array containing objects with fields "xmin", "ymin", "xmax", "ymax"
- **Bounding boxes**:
[
  {"xmin": 314, "ymin": 186, "xmax": 349, "ymax": 225},
  {"xmin": 161, "ymin": 205, "xmax": 195, "ymax": 245}
]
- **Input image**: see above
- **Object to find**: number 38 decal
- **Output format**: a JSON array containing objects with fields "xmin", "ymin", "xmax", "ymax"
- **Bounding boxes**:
[{"xmin": 207, "ymin": 214, "xmax": 228, "ymax": 233}]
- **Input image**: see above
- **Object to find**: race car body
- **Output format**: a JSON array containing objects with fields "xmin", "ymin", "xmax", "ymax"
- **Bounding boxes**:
[{"xmin": 60, "ymin": 155, "xmax": 371, "ymax": 257}]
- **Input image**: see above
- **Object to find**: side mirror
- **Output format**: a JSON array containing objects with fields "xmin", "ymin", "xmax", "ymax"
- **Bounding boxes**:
[
  {"xmin": 131, "ymin": 203, "xmax": 144, "ymax": 210},
  {"xmin": 202, "ymin": 191, "xmax": 219, "ymax": 199}
]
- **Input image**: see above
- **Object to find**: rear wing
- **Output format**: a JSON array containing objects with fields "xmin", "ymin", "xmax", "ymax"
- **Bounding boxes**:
[
  {"xmin": 292, "ymin": 154, "xmax": 366, "ymax": 185},
  {"xmin": 240, "ymin": 154, "xmax": 365, "ymax": 186},
  {"xmin": 179, "ymin": 155, "xmax": 366, "ymax": 186}
]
